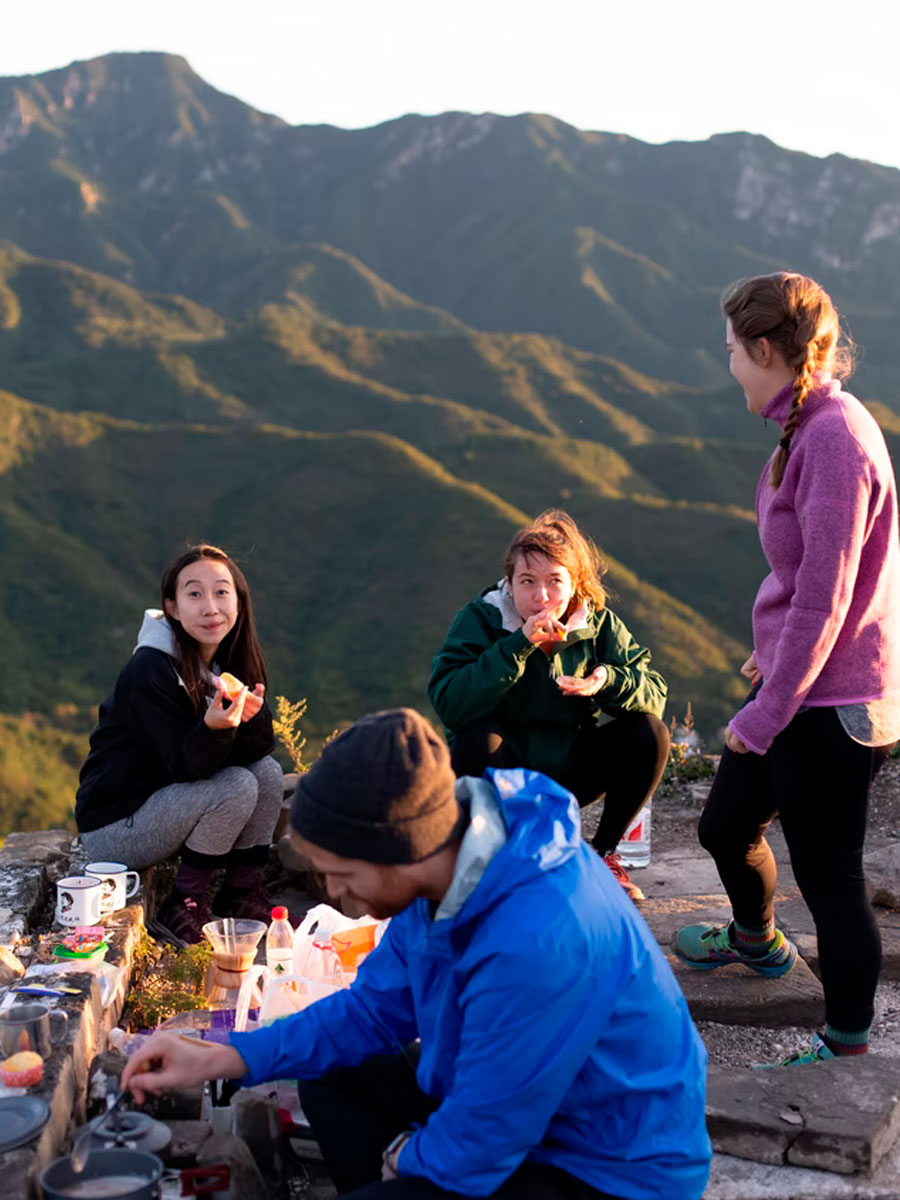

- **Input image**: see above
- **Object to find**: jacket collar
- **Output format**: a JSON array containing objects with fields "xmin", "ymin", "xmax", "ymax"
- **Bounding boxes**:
[
  {"xmin": 482, "ymin": 579, "xmax": 591, "ymax": 637},
  {"xmin": 759, "ymin": 373, "xmax": 841, "ymax": 429}
]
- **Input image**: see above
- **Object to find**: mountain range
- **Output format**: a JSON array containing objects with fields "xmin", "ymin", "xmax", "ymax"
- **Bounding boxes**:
[{"xmin": 2, "ymin": 51, "xmax": 899, "ymax": 832}]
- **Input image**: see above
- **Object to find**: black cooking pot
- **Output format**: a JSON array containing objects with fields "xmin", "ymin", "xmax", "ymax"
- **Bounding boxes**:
[{"xmin": 39, "ymin": 1148, "xmax": 164, "ymax": 1200}]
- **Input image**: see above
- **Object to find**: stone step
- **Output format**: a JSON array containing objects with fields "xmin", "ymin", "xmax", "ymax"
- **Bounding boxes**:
[
  {"xmin": 706, "ymin": 1054, "xmax": 900, "ymax": 1176},
  {"xmin": 778, "ymin": 896, "xmax": 900, "ymax": 982},
  {"xmin": 639, "ymin": 894, "xmax": 825, "ymax": 1027}
]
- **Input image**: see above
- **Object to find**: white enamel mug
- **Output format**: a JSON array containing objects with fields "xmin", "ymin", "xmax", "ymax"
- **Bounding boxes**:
[
  {"xmin": 56, "ymin": 876, "xmax": 105, "ymax": 927},
  {"xmin": 84, "ymin": 861, "xmax": 140, "ymax": 914}
]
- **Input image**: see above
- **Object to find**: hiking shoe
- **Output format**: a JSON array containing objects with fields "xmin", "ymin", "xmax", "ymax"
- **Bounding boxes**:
[
  {"xmin": 756, "ymin": 1032, "xmax": 836, "ymax": 1069},
  {"xmin": 602, "ymin": 852, "xmax": 645, "ymax": 903},
  {"xmin": 214, "ymin": 880, "xmax": 275, "ymax": 925},
  {"xmin": 672, "ymin": 921, "xmax": 797, "ymax": 977},
  {"xmin": 153, "ymin": 890, "xmax": 215, "ymax": 946}
]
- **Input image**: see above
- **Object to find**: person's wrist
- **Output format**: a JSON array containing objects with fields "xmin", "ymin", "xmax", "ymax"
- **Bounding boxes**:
[
  {"xmin": 382, "ymin": 1130, "xmax": 410, "ymax": 1178},
  {"xmin": 218, "ymin": 1043, "xmax": 249, "ymax": 1079}
]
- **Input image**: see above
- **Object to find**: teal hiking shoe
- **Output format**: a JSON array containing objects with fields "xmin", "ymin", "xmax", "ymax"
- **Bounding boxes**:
[
  {"xmin": 755, "ymin": 1032, "xmax": 836, "ymax": 1069},
  {"xmin": 672, "ymin": 921, "xmax": 797, "ymax": 978}
]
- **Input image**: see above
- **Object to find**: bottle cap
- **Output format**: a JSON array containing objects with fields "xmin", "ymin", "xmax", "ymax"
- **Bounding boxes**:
[{"xmin": 271, "ymin": 906, "xmax": 289, "ymax": 920}]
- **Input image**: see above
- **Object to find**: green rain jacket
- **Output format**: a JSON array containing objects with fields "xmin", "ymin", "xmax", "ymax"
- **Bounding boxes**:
[{"xmin": 428, "ymin": 581, "xmax": 667, "ymax": 785}]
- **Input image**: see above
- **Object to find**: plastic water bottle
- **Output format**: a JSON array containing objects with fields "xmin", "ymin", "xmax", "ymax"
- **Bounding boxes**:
[
  {"xmin": 266, "ymin": 906, "xmax": 294, "ymax": 977},
  {"xmin": 616, "ymin": 800, "xmax": 651, "ymax": 867}
]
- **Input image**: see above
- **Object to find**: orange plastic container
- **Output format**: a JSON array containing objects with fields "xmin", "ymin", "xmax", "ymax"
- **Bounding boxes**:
[{"xmin": 330, "ymin": 925, "xmax": 378, "ymax": 971}]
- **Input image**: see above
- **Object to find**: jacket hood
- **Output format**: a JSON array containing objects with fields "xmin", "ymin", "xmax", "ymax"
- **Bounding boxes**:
[
  {"xmin": 135, "ymin": 609, "xmax": 178, "ymax": 658},
  {"xmin": 134, "ymin": 609, "xmax": 219, "ymax": 695},
  {"xmin": 481, "ymin": 579, "xmax": 591, "ymax": 640},
  {"xmin": 435, "ymin": 776, "xmax": 508, "ymax": 921},
  {"xmin": 437, "ymin": 768, "xmax": 581, "ymax": 927}
]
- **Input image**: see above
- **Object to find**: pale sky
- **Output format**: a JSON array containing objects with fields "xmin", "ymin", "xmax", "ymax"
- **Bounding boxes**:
[{"xmin": 3, "ymin": 0, "xmax": 898, "ymax": 171}]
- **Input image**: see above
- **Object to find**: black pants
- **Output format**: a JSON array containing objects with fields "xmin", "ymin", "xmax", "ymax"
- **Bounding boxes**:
[
  {"xmin": 299, "ymin": 1052, "xmax": 619, "ymax": 1199},
  {"xmin": 450, "ymin": 713, "xmax": 670, "ymax": 855},
  {"xmin": 698, "ymin": 702, "xmax": 894, "ymax": 1031}
]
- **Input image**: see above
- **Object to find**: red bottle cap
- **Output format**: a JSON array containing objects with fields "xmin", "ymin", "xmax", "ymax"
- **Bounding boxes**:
[{"xmin": 271, "ymin": 906, "xmax": 289, "ymax": 920}]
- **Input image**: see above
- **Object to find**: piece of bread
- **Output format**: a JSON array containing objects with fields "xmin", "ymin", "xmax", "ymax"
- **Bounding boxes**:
[{"xmin": 0, "ymin": 1050, "xmax": 43, "ymax": 1086}]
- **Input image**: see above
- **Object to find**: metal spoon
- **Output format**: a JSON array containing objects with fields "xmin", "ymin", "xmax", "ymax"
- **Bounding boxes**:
[{"xmin": 69, "ymin": 1086, "xmax": 129, "ymax": 1174}]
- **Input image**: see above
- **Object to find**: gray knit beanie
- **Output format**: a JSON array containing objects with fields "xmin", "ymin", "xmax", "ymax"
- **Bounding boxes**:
[{"xmin": 290, "ymin": 708, "xmax": 464, "ymax": 864}]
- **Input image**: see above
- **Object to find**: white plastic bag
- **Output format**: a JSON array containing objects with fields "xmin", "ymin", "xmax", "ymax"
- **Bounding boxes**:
[
  {"xmin": 291, "ymin": 903, "xmax": 387, "ymax": 980},
  {"xmin": 234, "ymin": 967, "xmax": 343, "ymax": 1032}
]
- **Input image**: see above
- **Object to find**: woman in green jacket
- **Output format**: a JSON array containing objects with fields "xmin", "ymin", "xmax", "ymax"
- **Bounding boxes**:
[{"xmin": 428, "ymin": 509, "xmax": 669, "ymax": 901}]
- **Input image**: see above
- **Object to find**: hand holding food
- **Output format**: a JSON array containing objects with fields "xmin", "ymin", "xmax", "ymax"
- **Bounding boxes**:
[
  {"xmin": 240, "ymin": 682, "xmax": 266, "ymax": 722},
  {"xmin": 522, "ymin": 608, "xmax": 567, "ymax": 646},
  {"xmin": 556, "ymin": 664, "xmax": 610, "ymax": 697},
  {"xmin": 205, "ymin": 682, "xmax": 247, "ymax": 729}
]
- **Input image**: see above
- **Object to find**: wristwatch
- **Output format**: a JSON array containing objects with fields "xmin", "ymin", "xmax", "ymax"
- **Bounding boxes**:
[{"xmin": 382, "ymin": 1130, "xmax": 410, "ymax": 1179}]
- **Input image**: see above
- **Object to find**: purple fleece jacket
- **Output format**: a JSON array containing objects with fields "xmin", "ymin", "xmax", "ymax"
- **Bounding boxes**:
[{"xmin": 729, "ymin": 376, "xmax": 900, "ymax": 755}]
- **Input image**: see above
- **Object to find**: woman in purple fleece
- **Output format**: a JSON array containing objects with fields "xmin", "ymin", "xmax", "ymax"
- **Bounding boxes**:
[{"xmin": 674, "ymin": 272, "xmax": 900, "ymax": 1064}]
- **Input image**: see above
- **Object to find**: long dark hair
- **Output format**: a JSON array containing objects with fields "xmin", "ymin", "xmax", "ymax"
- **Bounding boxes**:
[
  {"xmin": 503, "ymin": 509, "xmax": 607, "ymax": 612},
  {"xmin": 160, "ymin": 544, "xmax": 268, "ymax": 713}
]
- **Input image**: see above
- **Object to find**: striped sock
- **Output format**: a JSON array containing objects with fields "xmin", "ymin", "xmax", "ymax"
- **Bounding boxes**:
[
  {"xmin": 733, "ymin": 918, "xmax": 777, "ymax": 956},
  {"xmin": 822, "ymin": 1024, "xmax": 870, "ymax": 1056}
]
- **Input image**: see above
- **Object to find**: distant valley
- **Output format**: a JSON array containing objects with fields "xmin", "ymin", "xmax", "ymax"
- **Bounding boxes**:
[{"xmin": 2, "ymin": 52, "xmax": 899, "ymax": 831}]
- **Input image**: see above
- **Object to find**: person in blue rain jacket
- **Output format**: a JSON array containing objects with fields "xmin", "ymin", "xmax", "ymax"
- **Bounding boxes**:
[{"xmin": 124, "ymin": 708, "xmax": 711, "ymax": 1200}]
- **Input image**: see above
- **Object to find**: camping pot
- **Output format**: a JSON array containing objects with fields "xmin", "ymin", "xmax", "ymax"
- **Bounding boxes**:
[{"xmin": 39, "ymin": 1148, "xmax": 163, "ymax": 1200}]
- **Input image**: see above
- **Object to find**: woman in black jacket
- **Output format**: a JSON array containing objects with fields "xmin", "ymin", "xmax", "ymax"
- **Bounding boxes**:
[{"xmin": 76, "ymin": 544, "xmax": 282, "ymax": 943}]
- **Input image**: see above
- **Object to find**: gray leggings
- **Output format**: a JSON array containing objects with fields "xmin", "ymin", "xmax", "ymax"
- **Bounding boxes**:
[{"xmin": 79, "ymin": 756, "xmax": 284, "ymax": 869}]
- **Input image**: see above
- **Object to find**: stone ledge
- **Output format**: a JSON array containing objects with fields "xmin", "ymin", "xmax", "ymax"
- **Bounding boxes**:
[
  {"xmin": 0, "ymin": 903, "xmax": 147, "ymax": 1194},
  {"xmin": 0, "ymin": 832, "xmax": 74, "ymax": 869},
  {"xmin": 0, "ymin": 865, "xmax": 47, "ymax": 945},
  {"xmin": 778, "ymin": 897, "xmax": 900, "ymax": 983},
  {"xmin": 707, "ymin": 1055, "xmax": 900, "ymax": 1175}
]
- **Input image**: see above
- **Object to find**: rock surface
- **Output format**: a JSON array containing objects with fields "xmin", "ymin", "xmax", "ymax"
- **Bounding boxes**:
[
  {"xmin": 867, "ymin": 839, "xmax": 900, "ymax": 911},
  {"xmin": 639, "ymin": 893, "xmax": 825, "ymax": 1027},
  {"xmin": 0, "ymin": 944, "xmax": 25, "ymax": 985},
  {"xmin": 707, "ymin": 1055, "xmax": 900, "ymax": 1175}
]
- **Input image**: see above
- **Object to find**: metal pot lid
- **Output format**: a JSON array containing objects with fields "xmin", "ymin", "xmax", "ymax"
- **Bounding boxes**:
[
  {"xmin": 0, "ymin": 1095, "xmax": 51, "ymax": 1152},
  {"xmin": 91, "ymin": 1111, "xmax": 155, "ymax": 1140},
  {"xmin": 82, "ymin": 1110, "xmax": 172, "ymax": 1156}
]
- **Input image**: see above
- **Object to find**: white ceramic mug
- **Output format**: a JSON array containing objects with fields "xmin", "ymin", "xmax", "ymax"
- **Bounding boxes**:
[
  {"xmin": 55, "ymin": 876, "xmax": 105, "ymax": 927},
  {"xmin": 84, "ymin": 861, "xmax": 140, "ymax": 914}
]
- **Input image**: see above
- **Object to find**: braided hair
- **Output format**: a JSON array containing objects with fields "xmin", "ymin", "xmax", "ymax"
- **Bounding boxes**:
[{"xmin": 722, "ymin": 273, "xmax": 854, "ymax": 488}]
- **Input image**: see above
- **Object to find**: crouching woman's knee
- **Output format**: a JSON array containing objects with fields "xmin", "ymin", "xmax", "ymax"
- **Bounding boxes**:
[{"xmin": 208, "ymin": 765, "xmax": 260, "ymax": 825}]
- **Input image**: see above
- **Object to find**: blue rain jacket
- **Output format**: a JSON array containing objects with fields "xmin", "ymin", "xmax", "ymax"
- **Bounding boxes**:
[{"xmin": 231, "ymin": 769, "xmax": 711, "ymax": 1199}]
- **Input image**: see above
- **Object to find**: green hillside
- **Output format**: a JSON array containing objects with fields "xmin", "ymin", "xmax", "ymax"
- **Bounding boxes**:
[
  {"xmin": 4, "ymin": 53, "xmax": 900, "ymax": 400},
  {"xmin": 0, "ymin": 712, "xmax": 88, "ymax": 835},
  {"xmin": 3, "ymin": 53, "xmax": 900, "ymax": 834}
]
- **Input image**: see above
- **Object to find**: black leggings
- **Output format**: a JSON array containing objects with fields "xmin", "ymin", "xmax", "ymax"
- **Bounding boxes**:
[
  {"xmin": 450, "ymin": 713, "xmax": 670, "ymax": 854},
  {"xmin": 299, "ymin": 1052, "xmax": 619, "ymax": 1199},
  {"xmin": 698, "ymin": 702, "xmax": 894, "ymax": 1032}
]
